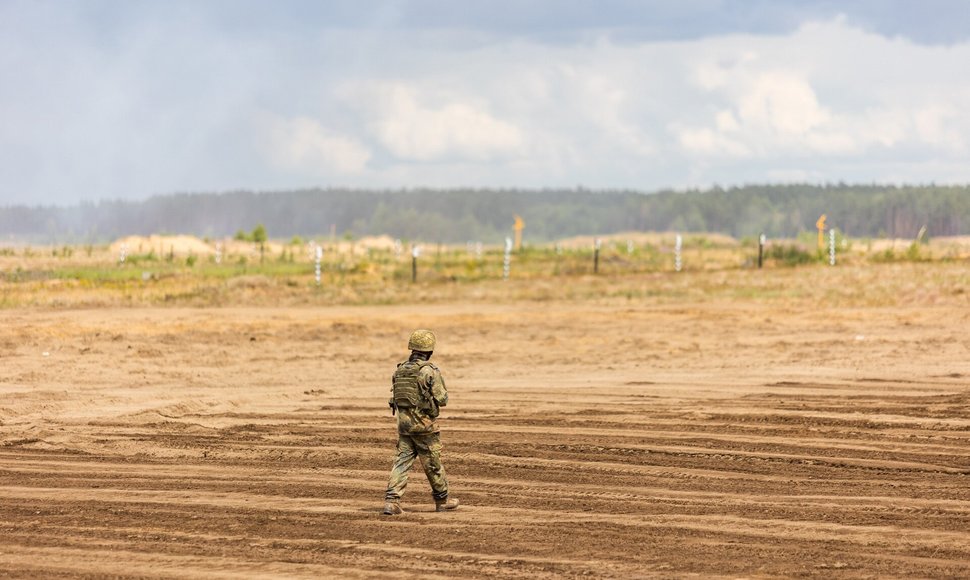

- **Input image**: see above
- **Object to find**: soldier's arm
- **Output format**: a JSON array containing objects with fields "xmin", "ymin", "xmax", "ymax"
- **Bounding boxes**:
[
  {"xmin": 430, "ymin": 369, "xmax": 448, "ymax": 407},
  {"xmin": 388, "ymin": 373, "xmax": 397, "ymax": 412}
]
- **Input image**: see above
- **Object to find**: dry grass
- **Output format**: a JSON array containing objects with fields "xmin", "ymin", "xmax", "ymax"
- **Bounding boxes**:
[{"xmin": 0, "ymin": 235, "xmax": 967, "ymax": 308}]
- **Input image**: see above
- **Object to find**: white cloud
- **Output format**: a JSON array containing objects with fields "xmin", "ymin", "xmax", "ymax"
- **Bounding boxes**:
[
  {"xmin": 736, "ymin": 72, "xmax": 830, "ymax": 136},
  {"xmin": 266, "ymin": 116, "xmax": 371, "ymax": 174},
  {"xmin": 346, "ymin": 83, "xmax": 525, "ymax": 162},
  {"xmin": 914, "ymin": 104, "xmax": 966, "ymax": 152},
  {"xmin": 677, "ymin": 67, "xmax": 864, "ymax": 156},
  {"xmin": 673, "ymin": 20, "xmax": 970, "ymax": 166},
  {"xmin": 676, "ymin": 127, "xmax": 751, "ymax": 157}
]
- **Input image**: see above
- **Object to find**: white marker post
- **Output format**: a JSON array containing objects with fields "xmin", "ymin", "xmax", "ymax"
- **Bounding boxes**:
[
  {"xmin": 675, "ymin": 235, "xmax": 682, "ymax": 272},
  {"xmin": 411, "ymin": 245, "xmax": 421, "ymax": 282},
  {"xmin": 394, "ymin": 239, "xmax": 402, "ymax": 260},
  {"xmin": 829, "ymin": 229, "xmax": 836, "ymax": 266},
  {"xmin": 119, "ymin": 243, "xmax": 128, "ymax": 264},
  {"xmin": 503, "ymin": 237, "xmax": 512, "ymax": 280},
  {"xmin": 475, "ymin": 242, "xmax": 483, "ymax": 260},
  {"xmin": 215, "ymin": 242, "xmax": 222, "ymax": 265},
  {"xmin": 627, "ymin": 239, "xmax": 634, "ymax": 255},
  {"xmin": 314, "ymin": 244, "xmax": 323, "ymax": 285}
]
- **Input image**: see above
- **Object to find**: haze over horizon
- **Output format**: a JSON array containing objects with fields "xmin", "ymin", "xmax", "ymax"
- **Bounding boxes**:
[{"xmin": 3, "ymin": 0, "xmax": 970, "ymax": 207}]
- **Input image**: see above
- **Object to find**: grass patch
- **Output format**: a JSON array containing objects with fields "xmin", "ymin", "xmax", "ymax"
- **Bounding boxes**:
[{"xmin": 0, "ymin": 238, "xmax": 966, "ymax": 308}]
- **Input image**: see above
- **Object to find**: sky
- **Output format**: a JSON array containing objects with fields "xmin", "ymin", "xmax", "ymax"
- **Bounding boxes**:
[{"xmin": 2, "ymin": 0, "xmax": 970, "ymax": 206}]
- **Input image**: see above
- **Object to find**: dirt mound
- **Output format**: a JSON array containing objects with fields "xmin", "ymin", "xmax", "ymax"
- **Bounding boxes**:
[
  {"xmin": 356, "ymin": 235, "xmax": 397, "ymax": 251},
  {"xmin": 555, "ymin": 231, "xmax": 737, "ymax": 249},
  {"xmin": 929, "ymin": 235, "xmax": 970, "ymax": 258},
  {"xmin": 218, "ymin": 239, "xmax": 285, "ymax": 257},
  {"xmin": 110, "ymin": 235, "xmax": 214, "ymax": 256},
  {"xmin": 107, "ymin": 234, "xmax": 401, "ymax": 261},
  {"xmin": 295, "ymin": 235, "xmax": 399, "ymax": 256}
]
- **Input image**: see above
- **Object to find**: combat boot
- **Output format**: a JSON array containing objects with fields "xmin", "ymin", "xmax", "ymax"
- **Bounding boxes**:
[
  {"xmin": 435, "ymin": 497, "xmax": 459, "ymax": 512},
  {"xmin": 382, "ymin": 501, "xmax": 403, "ymax": 516}
]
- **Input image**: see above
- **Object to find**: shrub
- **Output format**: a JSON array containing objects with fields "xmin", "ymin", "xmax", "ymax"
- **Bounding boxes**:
[
  {"xmin": 252, "ymin": 224, "xmax": 268, "ymax": 244},
  {"xmin": 766, "ymin": 243, "xmax": 815, "ymax": 266}
]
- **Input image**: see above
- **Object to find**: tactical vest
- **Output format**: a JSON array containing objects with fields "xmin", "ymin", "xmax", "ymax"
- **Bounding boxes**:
[{"xmin": 392, "ymin": 361, "xmax": 434, "ymax": 409}]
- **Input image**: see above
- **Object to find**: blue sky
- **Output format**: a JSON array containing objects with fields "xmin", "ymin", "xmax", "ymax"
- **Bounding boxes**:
[{"xmin": 2, "ymin": 0, "xmax": 970, "ymax": 205}]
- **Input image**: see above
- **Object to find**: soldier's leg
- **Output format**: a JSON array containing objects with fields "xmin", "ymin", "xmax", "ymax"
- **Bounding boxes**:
[
  {"xmin": 414, "ymin": 432, "xmax": 449, "ymax": 502},
  {"xmin": 385, "ymin": 435, "xmax": 417, "ymax": 501}
]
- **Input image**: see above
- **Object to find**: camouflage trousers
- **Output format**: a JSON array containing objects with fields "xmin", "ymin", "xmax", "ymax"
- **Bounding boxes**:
[{"xmin": 384, "ymin": 432, "xmax": 449, "ymax": 502}]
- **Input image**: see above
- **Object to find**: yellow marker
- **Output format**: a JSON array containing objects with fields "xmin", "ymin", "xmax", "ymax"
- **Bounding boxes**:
[
  {"xmin": 513, "ymin": 215, "xmax": 525, "ymax": 251},
  {"xmin": 816, "ymin": 214, "xmax": 827, "ymax": 249}
]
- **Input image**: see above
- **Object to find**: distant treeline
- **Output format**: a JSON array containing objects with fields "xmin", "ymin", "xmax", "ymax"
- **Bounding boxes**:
[{"xmin": 2, "ymin": 184, "xmax": 967, "ymax": 243}]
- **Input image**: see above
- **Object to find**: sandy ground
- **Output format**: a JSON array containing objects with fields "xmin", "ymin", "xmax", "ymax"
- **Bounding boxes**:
[{"xmin": 1, "ymin": 274, "xmax": 969, "ymax": 577}]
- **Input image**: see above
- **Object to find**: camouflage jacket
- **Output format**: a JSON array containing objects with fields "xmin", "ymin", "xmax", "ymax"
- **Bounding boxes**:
[{"xmin": 390, "ymin": 360, "xmax": 448, "ymax": 435}]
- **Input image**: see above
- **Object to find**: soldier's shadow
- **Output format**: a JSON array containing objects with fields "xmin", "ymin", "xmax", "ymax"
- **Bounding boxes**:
[{"xmin": 359, "ymin": 506, "xmax": 438, "ymax": 514}]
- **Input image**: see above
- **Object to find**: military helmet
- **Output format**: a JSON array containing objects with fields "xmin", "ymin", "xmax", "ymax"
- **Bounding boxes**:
[{"xmin": 408, "ymin": 329, "xmax": 436, "ymax": 352}]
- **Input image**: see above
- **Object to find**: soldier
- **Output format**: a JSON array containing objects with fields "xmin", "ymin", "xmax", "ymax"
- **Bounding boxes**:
[{"xmin": 382, "ymin": 329, "xmax": 459, "ymax": 516}]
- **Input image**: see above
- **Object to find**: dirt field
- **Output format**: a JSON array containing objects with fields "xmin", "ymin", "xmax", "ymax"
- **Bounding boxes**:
[{"xmin": 1, "ymin": 263, "xmax": 969, "ymax": 578}]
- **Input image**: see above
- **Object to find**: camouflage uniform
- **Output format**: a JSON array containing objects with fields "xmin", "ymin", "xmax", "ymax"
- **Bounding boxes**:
[{"xmin": 383, "ymin": 330, "xmax": 457, "ymax": 514}]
